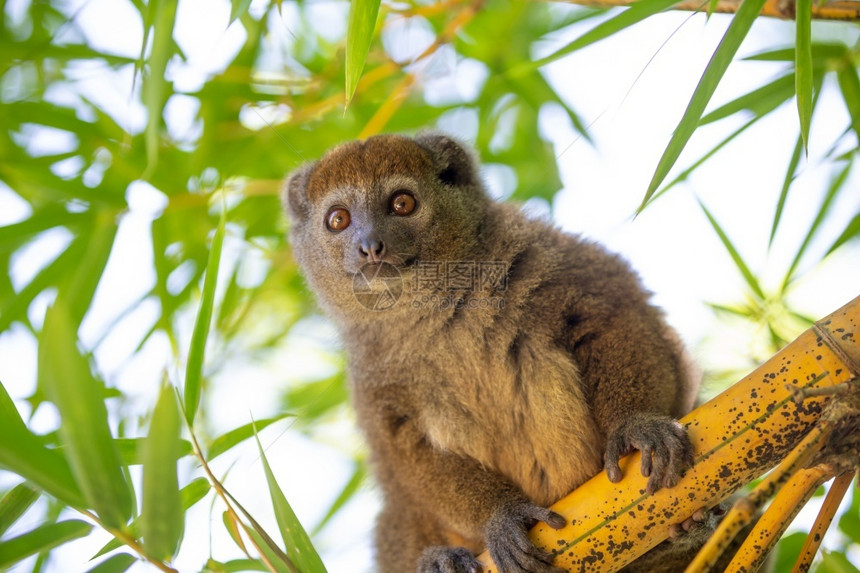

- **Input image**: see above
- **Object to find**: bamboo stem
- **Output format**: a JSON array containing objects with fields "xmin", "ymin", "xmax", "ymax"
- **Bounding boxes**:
[
  {"xmin": 476, "ymin": 295, "xmax": 859, "ymax": 573},
  {"xmin": 187, "ymin": 430, "xmax": 297, "ymax": 573},
  {"xmin": 559, "ymin": 0, "xmax": 860, "ymax": 21},
  {"xmin": 684, "ymin": 420, "xmax": 835, "ymax": 573},
  {"xmin": 77, "ymin": 509, "xmax": 178, "ymax": 573},
  {"xmin": 724, "ymin": 465, "xmax": 832, "ymax": 573},
  {"xmin": 790, "ymin": 471, "xmax": 856, "ymax": 573}
]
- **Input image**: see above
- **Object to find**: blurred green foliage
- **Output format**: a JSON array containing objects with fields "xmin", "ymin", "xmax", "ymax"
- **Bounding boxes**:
[{"xmin": 0, "ymin": 0, "xmax": 858, "ymax": 571}]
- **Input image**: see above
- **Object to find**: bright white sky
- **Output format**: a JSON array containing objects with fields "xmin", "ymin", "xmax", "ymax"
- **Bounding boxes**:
[{"xmin": 0, "ymin": 0, "xmax": 859, "ymax": 571}]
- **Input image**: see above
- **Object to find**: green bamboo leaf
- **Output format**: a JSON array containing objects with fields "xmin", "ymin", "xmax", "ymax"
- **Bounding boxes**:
[
  {"xmin": 780, "ymin": 160, "xmax": 853, "ymax": 293},
  {"xmin": 826, "ymin": 212, "xmax": 860, "ymax": 256},
  {"xmin": 221, "ymin": 511, "xmax": 252, "ymax": 560},
  {"xmin": 818, "ymin": 550, "xmax": 860, "ymax": 573},
  {"xmin": 770, "ymin": 76, "xmax": 823, "ymax": 248},
  {"xmin": 207, "ymin": 414, "xmax": 294, "ymax": 461},
  {"xmin": 141, "ymin": 383, "xmax": 184, "ymax": 561},
  {"xmin": 0, "ymin": 382, "xmax": 85, "ymax": 508},
  {"xmin": 705, "ymin": 301, "xmax": 756, "ymax": 319},
  {"xmin": 697, "ymin": 199, "xmax": 765, "ymax": 300},
  {"xmin": 92, "ymin": 477, "xmax": 210, "ymax": 559},
  {"xmin": 142, "ymin": 0, "xmax": 178, "ymax": 177},
  {"xmin": 0, "ymin": 206, "xmax": 89, "ymax": 253},
  {"xmin": 795, "ymin": 0, "xmax": 813, "ymax": 153},
  {"xmin": 0, "ymin": 520, "xmax": 92, "ymax": 569},
  {"xmin": 136, "ymin": 0, "xmax": 155, "ymax": 81},
  {"xmin": 184, "ymin": 212, "xmax": 226, "ymax": 425},
  {"xmin": 0, "ymin": 240, "xmax": 79, "ymax": 334},
  {"xmin": 699, "ymin": 73, "xmax": 795, "ymax": 125},
  {"xmin": 707, "ymin": 0, "xmax": 720, "ymax": 17},
  {"xmin": 86, "ymin": 553, "xmax": 138, "ymax": 573},
  {"xmin": 525, "ymin": 0, "xmax": 681, "ymax": 71},
  {"xmin": 254, "ymin": 430, "xmax": 327, "ymax": 573},
  {"xmin": 344, "ymin": 0, "xmax": 381, "ymax": 106},
  {"xmin": 229, "ymin": 0, "xmax": 253, "ymax": 24},
  {"xmin": 113, "ymin": 437, "xmax": 193, "ymax": 465},
  {"xmin": 641, "ymin": 0, "xmax": 769, "ymax": 211},
  {"xmin": 39, "ymin": 300, "xmax": 133, "ymax": 528},
  {"xmin": 836, "ymin": 63, "xmax": 860, "ymax": 144},
  {"xmin": 648, "ymin": 116, "xmax": 759, "ymax": 207},
  {"xmin": 240, "ymin": 521, "xmax": 292, "ymax": 573},
  {"xmin": 178, "ymin": 479, "xmax": 210, "ymax": 513},
  {"xmin": 62, "ymin": 208, "xmax": 118, "ymax": 326},
  {"xmin": 769, "ymin": 133, "xmax": 804, "ymax": 249},
  {"xmin": 204, "ymin": 558, "xmax": 269, "ymax": 572},
  {"xmin": 312, "ymin": 463, "xmax": 366, "ymax": 536},
  {"xmin": 0, "ymin": 483, "xmax": 40, "ymax": 537},
  {"xmin": 744, "ymin": 42, "xmax": 847, "ymax": 63}
]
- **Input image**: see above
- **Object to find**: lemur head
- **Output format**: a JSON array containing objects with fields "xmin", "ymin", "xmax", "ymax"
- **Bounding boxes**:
[{"xmin": 283, "ymin": 133, "xmax": 490, "ymax": 313}]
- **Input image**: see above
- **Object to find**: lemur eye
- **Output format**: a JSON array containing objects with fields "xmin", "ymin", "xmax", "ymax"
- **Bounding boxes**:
[
  {"xmin": 390, "ymin": 191, "xmax": 416, "ymax": 216},
  {"xmin": 326, "ymin": 207, "xmax": 351, "ymax": 232}
]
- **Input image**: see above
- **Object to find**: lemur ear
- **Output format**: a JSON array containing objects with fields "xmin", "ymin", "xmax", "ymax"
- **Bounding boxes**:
[
  {"xmin": 414, "ymin": 132, "xmax": 477, "ymax": 187},
  {"xmin": 282, "ymin": 162, "xmax": 317, "ymax": 221}
]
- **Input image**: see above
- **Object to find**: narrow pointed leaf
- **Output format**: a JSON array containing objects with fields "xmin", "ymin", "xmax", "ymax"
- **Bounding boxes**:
[
  {"xmin": 707, "ymin": 0, "xmax": 720, "ymax": 16},
  {"xmin": 62, "ymin": 208, "xmax": 117, "ymax": 326},
  {"xmin": 0, "ymin": 382, "xmax": 85, "ymax": 508},
  {"xmin": 205, "ymin": 558, "xmax": 269, "ymax": 572},
  {"xmin": 254, "ymin": 431, "xmax": 327, "ymax": 573},
  {"xmin": 141, "ymin": 383, "xmax": 184, "ymax": 561},
  {"xmin": 312, "ymin": 463, "xmax": 366, "ymax": 536},
  {"xmin": 181, "ymin": 477, "xmax": 211, "ymax": 509},
  {"xmin": 641, "ymin": 0, "xmax": 768, "ymax": 210},
  {"xmin": 0, "ymin": 240, "xmax": 79, "ymax": 334},
  {"xmin": 698, "ymin": 199, "xmax": 765, "ymax": 300},
  {"xmin": 39, "ymin": 301, "xmax": 133, "ymax": 527},
  {"xmin": 699, "ymin": 73, "xmax": 795, "ymax": 125},
  {"xmin": 0, "ymin": 206, "xmax": 88, "ymax": 252},
  {"xmin": 229, "ymin": 0, "xmax": 253, "ymax": 25},
  {"xmin": 86, "ymin": 553, "xmax": 137, "ymax": 573},
  {"xmin": 345, "ymin": 0, "xmax": 381, "ymax": 106},
  {"xmin": 795, "ymin": 0, "xmax": 813, "ymax": 153},
  {"xmin": 184, "ymin": 213, "xmax": 226, "ymax": 425},
  {"xmin": 142, "ymin": 0, "xmax": 178, "ymax": 176},
  {"xmin": 114, "ymin": 436, "xmax": 193, "ymax": 466},
  {"xmin": 222, "ymin": 510, "xmax": 251, "ymax": 558},
  {"xmin": 770, "ymin": 77, "xmax": 823, "ymax": 247},
  {"xmin": 769, "ymin": 133, "xmax": 805, "ymax": 248},
  {"xmin": 527, "ymin": 0, "xmax": 681, "ymax": 71},
  {"xmin": 0, "ymin": 520, "xmax": 92, "ymax": 569},
  {"xmin": 744, "ymin": 43, "xmax": 847, "ymax": 63},
  {"xmin": 0, "ymin": 484, "xmax": 40, "ymax": 537},
  {"xmin": 241, "ymin": 522, "xmax": 293, "ymax": 573},
  {"xmin": 836, "ymin": 64, "xmax": 860, "ymax": 144},
  {"xmin": 207, "ymin": 414, "xmax": 293, "ymax": 461},
  {"xmin": 648, "ymin": 116, "xmax": 759, "ymax": 207},
  {"xmin": 780, "ymin": 161, "xmax": 852, "ymax": 292},
  {"xmin": 92, "ymin": 477, "xmax": 210, "ymax": 559},
  {"xmin": 826, "ymin": 213, "xmax": 860, "ymax": 256}
]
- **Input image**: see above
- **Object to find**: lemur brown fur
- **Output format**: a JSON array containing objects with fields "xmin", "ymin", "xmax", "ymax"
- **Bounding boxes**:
[{"xmin": 284, "ymin": 133, "xmax": 701, "ymax": 573}]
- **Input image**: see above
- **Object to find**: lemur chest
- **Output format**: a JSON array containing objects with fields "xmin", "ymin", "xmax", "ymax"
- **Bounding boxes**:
[{"xmin": 417, "ymin": 330, "xmax": 605, "ymax": 505}]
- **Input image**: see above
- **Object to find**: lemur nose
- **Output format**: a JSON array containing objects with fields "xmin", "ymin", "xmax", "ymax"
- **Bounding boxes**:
[{"xmin": 358, "ymin": 238, "xmax": 386, "ymax": 263}]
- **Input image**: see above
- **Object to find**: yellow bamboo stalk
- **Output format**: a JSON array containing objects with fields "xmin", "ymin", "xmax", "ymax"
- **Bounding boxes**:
[
  {"xmin": 560, "ymin": 0, "xmax": 860, "ymax": 21},
  {"xmin": 686, "ymin": 422, "xmax": 834, "ymax": 573},
  {"xmin": 476, "ymin": 295, "xmax": 860, "ymax": 572},
  {"xmin": 723, "ymin": 465, "xmax": 832, "ymax": 573},
  {"xmin": 790, "ymin": 471, "xmax": 856, "ymax": 573}
]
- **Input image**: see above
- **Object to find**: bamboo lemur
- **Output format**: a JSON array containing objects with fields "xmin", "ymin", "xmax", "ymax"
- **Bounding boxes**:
[{"xmin": 283, "ymin": 133, "xmax": 702, "ymax": 573}]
